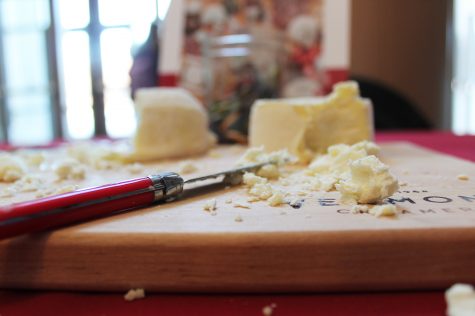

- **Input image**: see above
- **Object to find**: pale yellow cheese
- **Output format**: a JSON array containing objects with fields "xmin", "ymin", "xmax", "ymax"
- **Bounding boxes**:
[
  {"xmin": 131, "ymin": 88, "xmax": 216, "ymax": 161},
  {"xmin": 249, "ymin": 81, "xmax": 373, "ymax": 162}
]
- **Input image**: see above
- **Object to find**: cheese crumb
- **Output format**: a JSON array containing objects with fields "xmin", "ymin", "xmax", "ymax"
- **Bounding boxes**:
[
  {"xmin": 369, "ymin": 204, "xmax": 397, "ymax": 218},
  {"xmin": 268, "ymin": 191, "xmax": 285, "ymax": 206},
  {"xmin": 234, "ymin": 215, "xmax": 243, "ymax": 222},
  {"xmin": 351, "ymin": 205, "xmax": 369, "ymax": 214},
  {"xmin": 54, "ymin": 158, "xmax": 86, "ymax": 180},
  {"xmin": 243, "ymin": 172, "xmax": 267, "ymax": 187},
  {"xmin": 203, "ymin": 198, "xmax": 217, "ymax": 211},
  {"xmin": 457, "ymin": 174, "xmax": 469, "ymax": 181},
  {"xmin": 249, "ymin": 183, "xmax": 273, "ymax": 200},
  {"xmin": 124, "ymin": 288, "xmax": 145, "ymax": 301},
  {"xmin": 225, "ymin": 198, "xmax": 232, "ymax": 204},
  {"xmin": 179, "ymin": 161, "xmax": 198, "ymax": 174},
  {"xmin": 256, "ymin": 164, "xmax": 280, "ymax": 179},
  {"xmin": 233, "ymin": 200, "xmax": 251, "ymax": 209},
  {"xmin": 336, "ymin": 155, "xmax": 399, "ymax": 204},
  {"xmin": 0, "ymin": 154, "xmax": 26, "ymax": 182},
  {"xmin": 262, "ymin": 304, "xmax": 277, "ymax": 316},
  {"xmin": 445, "ymin": 283, "xmax": 475, "ymax": 316},
  {"xmin": 126, "ymin": 163, "xmax": 144, "ymax": 174}
]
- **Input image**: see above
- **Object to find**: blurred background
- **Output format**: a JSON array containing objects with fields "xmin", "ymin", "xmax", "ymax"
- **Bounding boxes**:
[{"xmin": 0, "ymin": 0, "xmax": 472, "ymax": 146}]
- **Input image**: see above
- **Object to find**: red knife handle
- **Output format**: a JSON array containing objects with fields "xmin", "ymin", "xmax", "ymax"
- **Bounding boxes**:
[{"xmin": 0, "ymin": 172, "xmax": 184, "ymax": 240}]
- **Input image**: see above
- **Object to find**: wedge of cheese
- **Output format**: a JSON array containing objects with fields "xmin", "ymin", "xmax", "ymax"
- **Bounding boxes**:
[
  {"xmin": 131, "ymin": 87, "xmax": 216, "ymax": 161},
  {"xmin": 249, "ymin": 81, "xmax": 373, "ymax": 162}
]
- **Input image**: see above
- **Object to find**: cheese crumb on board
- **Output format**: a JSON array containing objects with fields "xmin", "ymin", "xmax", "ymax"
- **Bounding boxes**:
[
  {"xmin": 445, "ymin": 283, "xmax": 475, "ymax": 316},
  {"xmin": 369, "ymin": 204, "xmax": 397, "ymax": 218},
  {"xmin": 256, "ymin": 164, "xmax": 280, "ymax": 179},
  {"xmin": 124, "ymin": 288, "xmax": 145, "ymax": 302},
  {"xmin": 336, "ymin": 155, "xmax": 399, "ymax": 204},
  {"xmin": 36, "ymin": 184, "xmax": 79, "ymax": 198},
  {"xmin": 249, "ymin": 183, "xmax": 274, "ymax": 200},
  {"xmin": 233, "ymin": 200, "xmax": 251, "ymax": 209},
  {"xmin": 351, "ymin": 205, "xmax": 369, "ymax": 214},
  {"xmin": 225, "ymin": 198, "xmax": 232, "ymax": 204},
  {"xmin": 457, "ymin": 174, "xmax": 469, "ymax": 181},
  {"xmin": 53, "ymin": 158, "xmax": 86, "ymax": 180},
  {"xmin": 268, "ymin": 191, "xmax": 285, "ymax": 206},
  {"xmin": 249, "ymin": 81, "xmax": 373, "ymax": 162},
  {"xmin": 234, "ymin": 215, "xmax": 243, "ymax": 222},
  {"xmin": 126, "ymin": 162, "xmax": 144, "ymax": 174},
  {"xmin": 0, "ymin": 154, "xmax": 26, "ymax": 182},
  {"xmin": 179, "ymin": 161, "xmax": 198, "ymax": 174},
  {"xmin": 243, "ymin": 172, "xmax": 268, "ymax": 186},
  {"xmin": 131, "ymin": 87, "xmax": 216, "ymax": 161},
  {"xmin": 203, "ymin": 198, "xmax": 217, "ymax": 211}
]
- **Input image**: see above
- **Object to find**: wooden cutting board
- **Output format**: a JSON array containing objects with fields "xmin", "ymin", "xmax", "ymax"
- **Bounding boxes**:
[{"xmin": 1, "ymin": 142, "xmax": 475, "ymax": 293}]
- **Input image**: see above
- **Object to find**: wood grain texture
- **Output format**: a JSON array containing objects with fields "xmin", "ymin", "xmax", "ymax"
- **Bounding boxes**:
[{"xmin": 1, "ymin": 143, "xmax": 475, "ymax": 292}]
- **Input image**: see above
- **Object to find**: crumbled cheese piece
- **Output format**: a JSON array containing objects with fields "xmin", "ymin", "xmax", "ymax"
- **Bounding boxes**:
[
  {"xmin": 13, "ymin": 176, "xmax": 43, "ymax": 193},
  {"xmin": 179, "ymin": 161, "xmax": 198, "ymax": 174},
  {"xmin": 237, "ymin": 146, "xmax": 294, "ymax": 167},
  {"xmin": 21, "ymin": 151, "xmax": 45, "ymax": 167},
  {"xmin": 0, "ymin": 154, "xmax": 26, "ymax": 182},
  {"xmin": 243, "ymin": 172, "xmax": 267, "ymax": 186},
  {"xmin": 351, "ymin": 205, "xmax": 369, "ymax": 214},
  {"xmin": 124, "ymin": 288, "xmax": 145, "ymax": 302},
  {"xmin": 233, "ymin": 200, "xmax": 251, "ymax": 209},
  {"xmin": 249, "ymin": 183, "xmax": 274, "ymax": 200},
  {"xmin": 247, "ymin": 196, "xmax": 261, "ymax": 202},
  {"xmin": 268, "ymin": 191, "xmax": 285, "ymax": 206},
  {"xmin": 445, "ymin": 283, "xmax": 475, "ymax": 316},
  {"xmin": 36, "ymin": 184, "xmax": 78, "ymax": 198},
  {"xmin": 336, "ymin": 155, "xmax": 399, "ymax": 204},
  {"xmin": 126, "ymin": 162, "xmax": 144, "ymax": 174},
  {"xmin": 225, "ymin": 197, "xmax": 232, "ymax": 204},
  {"xmin": 307, "ymin": 141, "xmax": 380, "ymax": 180},
  {"xmin": 67, "ymin": 141, "xmax": 129, "ymax": 168},
  {"xmin": 457, "ymin": 174, "xmax": 469, "ymax": 181},
  {"xmin": 369, "ymin": 204, "xmax": 398, "ymax": 218},
  {"xmin": 53, "ymin": 158, "xmax": 86, "ymax": 180},
  {"xmin": 262, "ymin": 303, "xmax": 277, "ymax": 316},
  {"xmin": 256, "ymin": 164, "xmax": 280, "ymax": 179},
  {"xmin": 234, "ymin": 215, "xmax": 243, "ymax": 222},
  {"xmin": 0, "ymin": 188, "xmax": 14, "ymax": 198},
  {"xmin": 203, "ymin": 198, "xmax": 217, "ymax": 211}
]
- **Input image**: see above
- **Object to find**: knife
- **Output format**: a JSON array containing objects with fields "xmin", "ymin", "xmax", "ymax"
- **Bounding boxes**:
[{"xmin": 0, "ymin": 161, "xmax": 270, "ymax": 240}]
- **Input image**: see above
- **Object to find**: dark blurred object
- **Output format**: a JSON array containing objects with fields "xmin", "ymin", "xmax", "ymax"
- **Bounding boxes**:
[
  {"xmin": 351, "ymin": 76, "xmax": 433, "ymax": 130},
  {"xmin": 130, "ymin": 22, "xmax": 160, "ymax": 99}
]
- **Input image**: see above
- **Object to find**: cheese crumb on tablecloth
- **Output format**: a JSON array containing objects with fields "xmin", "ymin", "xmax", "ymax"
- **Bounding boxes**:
[
  {"xmin": 262, "ymin": 303, "xmax": 277, "ymax": 316},
  {"xmin": 124, "ymin": 288, "xmax": 145, "ymax": 302},
  {"xmin": 457, "ymin": 174, "xmax": 469, "ymax": 181},
  {"xmin": 234, "ymin": 215, "xmax": 243, "ymax": 222},
  {"xmin": 445, "ymin": 283, "xmax": 475, "ymax": 316}
]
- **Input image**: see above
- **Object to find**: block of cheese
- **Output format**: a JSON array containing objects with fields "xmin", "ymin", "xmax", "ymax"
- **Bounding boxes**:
[
  {"xmin": 249, "ymin": 81, "xmax": 373, "ymax": 162},
  {"xmin": 131, "ymin": 88, "xmax": 216, "ymax": 161}
]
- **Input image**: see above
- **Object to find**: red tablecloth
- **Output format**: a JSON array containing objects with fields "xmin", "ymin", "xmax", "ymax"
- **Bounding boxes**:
[{"xmin": 1, "ymin": 131, "xmax": 474, "ymax": 316}]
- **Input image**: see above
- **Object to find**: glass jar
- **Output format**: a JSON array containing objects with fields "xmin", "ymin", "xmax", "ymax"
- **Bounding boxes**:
[{"xmin": 202, "ymin": 33, "xmax": 284, "ymax": 143}]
